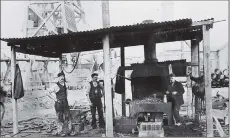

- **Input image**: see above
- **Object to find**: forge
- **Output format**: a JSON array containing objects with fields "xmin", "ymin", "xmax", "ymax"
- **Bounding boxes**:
[{"xmin": 114, "ymin": 20, "xmax": 188, "ymax": 137}]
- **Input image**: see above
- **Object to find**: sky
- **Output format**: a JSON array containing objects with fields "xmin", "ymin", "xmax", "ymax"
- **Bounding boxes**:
[{"xmin": 0, "ymin": 1, "xmax": 229, "ymax": 58}]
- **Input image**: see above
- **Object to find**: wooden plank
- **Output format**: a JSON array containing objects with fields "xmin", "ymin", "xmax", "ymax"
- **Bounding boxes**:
[
  {"xmin": 11, "ymin": 46, "xmax": 19, "ymax": 135},
  {"xmin": 192, "ymin": 19, "xmax": 214, "ymax": 27},
  {"xmin": 61, "ymin": 1, "xmax": 68, "ymax": 33},
  {"xmin": 59, "ymin": 55, "xmax": 62, "ymax": 72},
  {"xmin": 30, "ymin": 2, "xmax": 60, "ymax": 4},
  {"xmin": 213, "ymin": 116, "xmax": 226, "ymax": 137},
  {"xmin": 24, "ymin": 5, "xmax": 29, "ymax": 37},
  {"xmin": 203, "ymin": 25, "xmax": 213, "ymax": 137},
  {"xmin": 102, "ymin": 0, "xmax": 113, "ymax": 137},
  {"xmin": 120, "ymin": 46, "xmax": 126, "ymax": 116},
  {"xmin": 0, "ymin": 58, "xmax": 61, "ymax": 62},
  {"xmin": 191, "ymin": 39, "xmax": 200, "ymax": 120}
]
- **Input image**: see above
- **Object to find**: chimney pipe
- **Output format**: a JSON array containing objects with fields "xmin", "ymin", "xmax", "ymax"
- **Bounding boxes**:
[{"xmin": 142, "ymin": 20, "xmax": 158, "ymax": 63}]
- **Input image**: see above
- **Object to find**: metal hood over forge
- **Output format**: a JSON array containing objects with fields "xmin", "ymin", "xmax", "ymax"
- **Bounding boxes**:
[{"xmin": 115, "ymin": 20, "xmax": 187, "ymax": 100}]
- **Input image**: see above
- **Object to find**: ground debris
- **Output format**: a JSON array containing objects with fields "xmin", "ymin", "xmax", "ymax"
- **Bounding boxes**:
[{"xmin": 1, "ymin": 117, "xmax": 56, "ymax": 137}]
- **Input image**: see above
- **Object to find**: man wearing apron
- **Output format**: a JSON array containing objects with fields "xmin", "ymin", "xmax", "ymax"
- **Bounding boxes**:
[
  {"xmin": 86, "ymin": 73, "xmax": 105, "ymax": 129},
  {"xmin": 47, "ymin": 71, "xmax": 71, "ymax": 136}
]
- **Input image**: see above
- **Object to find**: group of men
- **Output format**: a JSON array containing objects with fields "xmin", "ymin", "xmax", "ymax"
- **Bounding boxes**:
[
  {"xmin": 47, "ymin": 72, "xmax": 111, "ymax": 136},
  {"xmin": 46, "ymin": 70, "xmax": 203, "ymax": 135}
]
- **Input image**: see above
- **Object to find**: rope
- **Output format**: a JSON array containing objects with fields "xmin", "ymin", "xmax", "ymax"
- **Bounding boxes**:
[{"xmin": 62, "ymin": 52, "xmax": 81, "ymax": 74}]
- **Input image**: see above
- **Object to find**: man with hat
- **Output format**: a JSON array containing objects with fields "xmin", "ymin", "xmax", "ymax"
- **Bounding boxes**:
[
  {"xmin": 47, "ymin": 71, "xmax": 71, "ymax": 136},
  {"xmin": 166, "ymin": 73, "xmax": 185, "ymax": 126},
  {"xmin": 86, "ymin": 73, "xmax": 105, "ymax": 129}
]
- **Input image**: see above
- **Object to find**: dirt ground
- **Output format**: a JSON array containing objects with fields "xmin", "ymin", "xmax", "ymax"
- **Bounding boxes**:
[{"xmin": 1, "ymin": 87, "xmax": 229, "ymax": 137}]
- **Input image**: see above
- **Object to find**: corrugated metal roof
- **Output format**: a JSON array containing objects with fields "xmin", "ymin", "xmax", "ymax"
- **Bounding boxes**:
[
  {"xmin": 1, "ymin": 18, "xmax": 193, "ymax": 42},
  {"xmin": 0, "ymin": 18, "xmax": 213, "ymax": 58}
]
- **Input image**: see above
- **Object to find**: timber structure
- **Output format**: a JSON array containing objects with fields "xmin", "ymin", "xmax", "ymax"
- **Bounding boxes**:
[{"xmin": 1, "ymin": 18, "xmax": 215, "ymax": 137}]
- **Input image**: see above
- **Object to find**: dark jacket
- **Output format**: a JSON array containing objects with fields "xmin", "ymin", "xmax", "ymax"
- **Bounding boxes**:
[
  {"xmin": 89, "ymin": 81, "xmax": 103, "ymax": 103},
  {"xmin": 56, "ymin": 82, "xmax": 67, "ymax": 101},
  {"xmin": 190, "ymin": 75, "xmax": 204, "ymax": 83},
  {"xmin": 13, "ymin": 64, "xmax": 24, "ymax": 99},
  {"xmin": 167, "ymin": 80, "xmax": 185, "ymax": 106},
  {"xmin": 190, "ymin": 75, "xmax": 205, "ymax": 99}
]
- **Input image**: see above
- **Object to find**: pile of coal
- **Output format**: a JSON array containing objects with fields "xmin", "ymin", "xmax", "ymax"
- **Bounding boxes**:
[{"xmin": 131, "ymin": 97, "xmax": 163, "ymax": 104}]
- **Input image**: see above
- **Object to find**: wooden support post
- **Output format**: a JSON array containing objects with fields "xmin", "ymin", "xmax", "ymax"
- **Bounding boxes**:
[
  {"xmin": 191, "ymin": 39, "xmax": 200, "ymax": 120},
  {"xmin": 11, "ymin": 46, "xmax": 19, "ymax": 135},
  {"xmin": 203, "ymin": 25, "xmax": 213, "ymax": 137},
  {"xmin": 102, "ymin": 0, "xmax": 113, "ymax": 137},
  {"xmin": 61, "ymin": 1, "xmax": 68, "ymax": 33},
  {"xmin": 24, "ymin": 5, "xmax": 29, "ymax": 37},
  {"xmin": 120, "ymin": 46, "xmax": 126, "ymax": 116},
  {"xmin": 59, "ymin": 55, "xmax": 62, "ymax": 72}
]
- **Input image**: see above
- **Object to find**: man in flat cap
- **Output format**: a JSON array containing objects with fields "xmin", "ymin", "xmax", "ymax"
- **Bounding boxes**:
[
  {"xmin": 166, "ymin": 73, "xmax": 185, "ymax": 126},
  {"xmin": 86, "ymin": 73, "xmax": 105, "ymax": 129},
  {"xmin": 47, "ymin": 71, "xmax": 71, "ymax": 136}
]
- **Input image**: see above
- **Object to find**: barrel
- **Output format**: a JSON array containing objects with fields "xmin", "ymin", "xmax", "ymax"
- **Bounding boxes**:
[
  {"xmin": 220, "ymin": 75, "xmax": 225, "ymax": 80},
  {"xmin": 223, "ymin": 69, "xmax": 229, "ymax": 77},
  {"xmin": 215, "ymin": 69, "xmax": 222, "ymax": 80},
  {"xmin": 212, "ymin": 74, "xmax": 217, "ymax": 80},
  {"xmin": 214, "ymin": 68, "xmax": 221, "ymax": 74},
  {"xmin": 215, "ymin": 71, "xmax": 222, "ymax": 76},
  {"xmin": 211, "ymin": 73, "xmax": 215, "ymax": 79}
]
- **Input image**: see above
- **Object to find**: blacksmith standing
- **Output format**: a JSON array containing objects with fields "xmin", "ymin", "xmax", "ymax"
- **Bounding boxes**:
[
  {"xmin": 86, "ymin": 73, "xmax": 105, "ymax": 129},
  {"xmin": 166, "ymin": 73, "xmax": 185, "ymax": 126},
  {"xmin": 47, "ymin": 71, "xmax": 72, "ymax": 136}
]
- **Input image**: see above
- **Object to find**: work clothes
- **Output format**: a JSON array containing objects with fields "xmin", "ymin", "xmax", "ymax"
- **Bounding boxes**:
[
  {"xmin": 86, "ymin": 81, "xmax": 105, "ymax": 128},
  {"xmin": 48, "ymin": 82, "xmax": 71, "ymax": 135},
  {"xmin": 56, "ymin": 82, "xmax": 68, "ymax": 101},
  {"xmin": 190, "ymin": 75, "xmax": 205, "ymax": 100},
  {"xmin": 167, "ymin": 80, "xmax": 185, "ymax": 106},
  {"xmin": 89, "ymin": 81, "xmax": 103, "ymax": 103},
  {"xmin": 14, "ymin": 64, "xmax": 24, "ymax": 99},
  {"xmin": 190, "ymin": 75, "xmax": 204, "ymax": 84},
  {"xmin": 90, "ymin": 99, "xmax": 105, "ymax": 128},
  {"xmin": 167, "ymin": 80, "xmax": 185, "ymax": 123},
  {"xmin": 54, "ymin": 82, "xmax": 71, "ymax": 123}
]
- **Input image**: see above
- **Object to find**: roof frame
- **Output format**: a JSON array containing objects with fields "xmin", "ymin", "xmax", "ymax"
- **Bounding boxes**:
[{"xmin": 1, "ymin": 18, "xmax": 214, "ymax": 58}]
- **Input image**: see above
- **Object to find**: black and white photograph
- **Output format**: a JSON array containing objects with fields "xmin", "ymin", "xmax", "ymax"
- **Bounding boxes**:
[{"xmin": 0, "ymin": 0, "xmax": 229, "ymax": 137}]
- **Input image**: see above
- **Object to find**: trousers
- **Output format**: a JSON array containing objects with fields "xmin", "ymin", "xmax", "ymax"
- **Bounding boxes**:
[
  {"xmin": 90, "ymin": 99, "xmax": 105, "ymax": 128},
  {"xmin": 167, "ymin": 96, "xmax": 181, "ymax": 123},
  {"xmin": 54, "ymin": 99, "xmax": 72, "ymax": 134}
]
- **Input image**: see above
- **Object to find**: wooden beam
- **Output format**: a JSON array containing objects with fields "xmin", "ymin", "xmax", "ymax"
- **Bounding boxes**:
[
  {"xmin": 192, "ymin": 19, "xmax": 214, "ymax": 27},
  {"xmin": 61, "ymin": 1, "xmax": 68, "ymax": 33},
  {"xmin": 30, "ymin": 4, "xmax": 60, "ymax": 36},
  {"xmin": 73, "ymin": 2, "xmax": 85, "ymax": 15},
  {"xmin": 213, "ymin": 116, "xmax": 227, "ymax": 137},
  {"xmin": 0, "ymin": 58, "xmax": 60, "ymax": 62},
  {"xmin": 191, "ymin": 39, "xmax": 200, "ymax": 120},
  {"xmin": 120, "ymin": 46, "xmax": 126, "ymax": 116},
  {"xmin": 11, "ymin": 46, "xmax": 18, "ymax": 135},
  {"xmin": 30, "ymin": 2, "xmax": 60, "ymax": 5},
  {"xmin": 102, "ymin": 0, "xmax": 113, "ymax": 137},
  {"xmin": 59, "ymin": 55, "xmax": 62, "ymax": 72},
  {"xmin": 24, "ymin": 5, "xmax": 29, "ymax": 37},
  {"xmin": 203, "ymin": 25, "xmax": 213, "ymax": 137}
]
